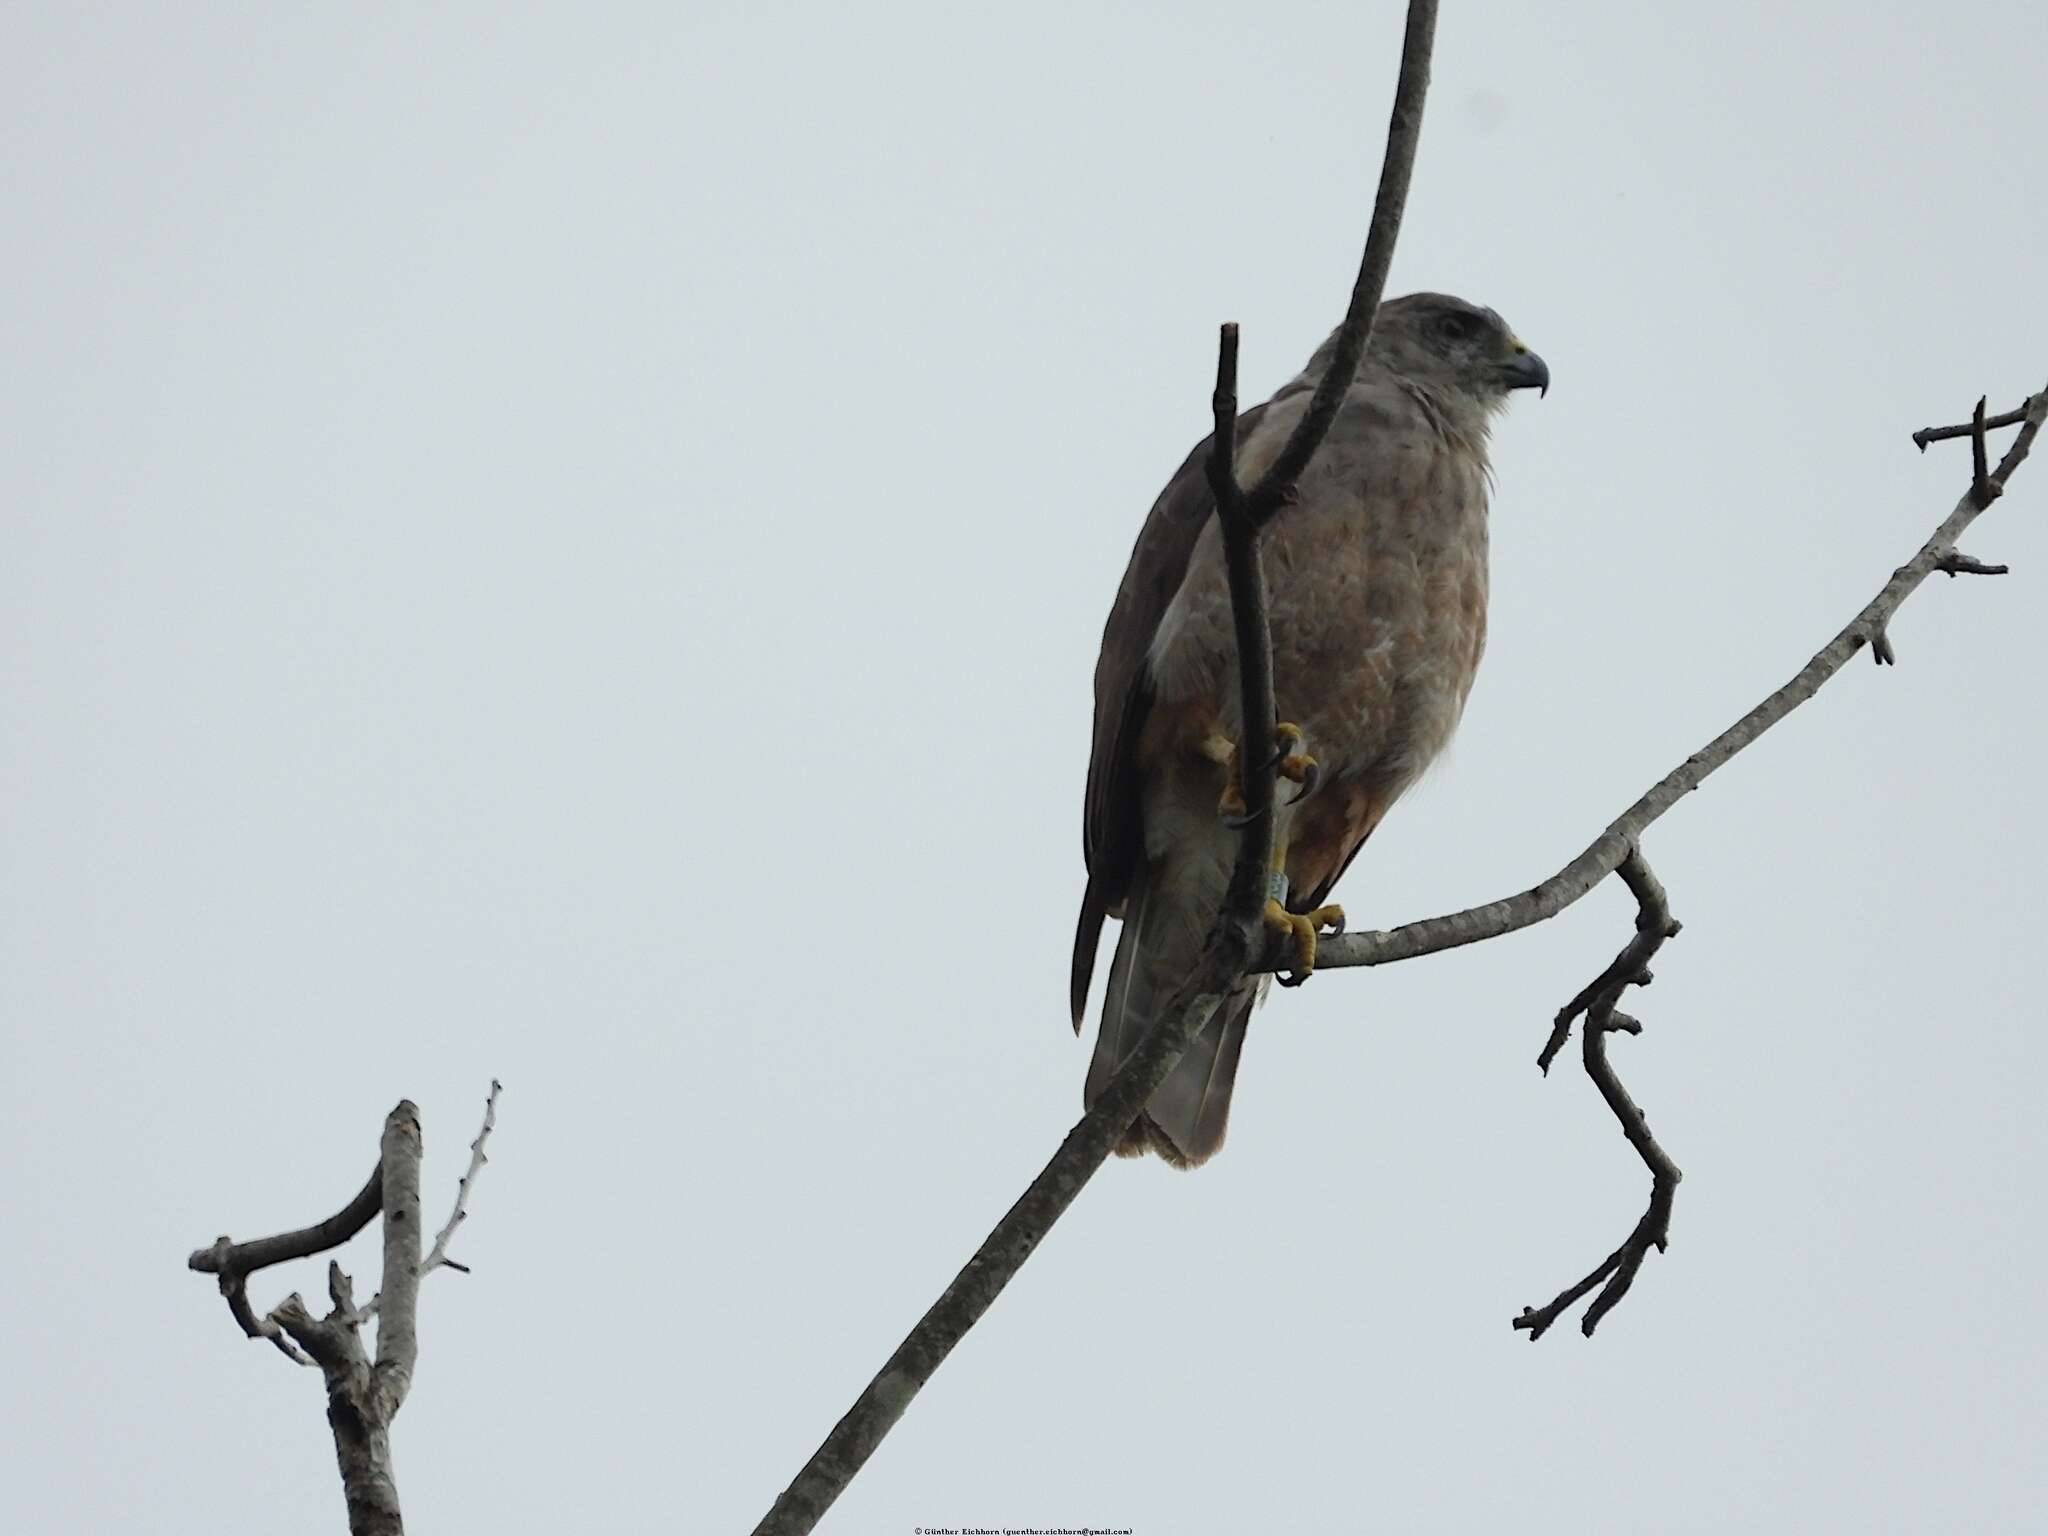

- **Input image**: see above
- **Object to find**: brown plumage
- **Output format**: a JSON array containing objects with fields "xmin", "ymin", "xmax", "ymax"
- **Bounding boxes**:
[{"xmin": 1073, "ymin": 293, "xmax": 1548, "ymax": 1166}]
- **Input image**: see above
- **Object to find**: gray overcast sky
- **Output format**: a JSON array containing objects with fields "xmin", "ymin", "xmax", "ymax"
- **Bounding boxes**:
[{"xmin": 5, "ymin": 3, "xmax": 2045, "ymax": 1532}]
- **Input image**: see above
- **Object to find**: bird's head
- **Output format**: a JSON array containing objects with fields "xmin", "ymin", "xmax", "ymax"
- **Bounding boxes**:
[{"xmin": 1369, "ymin": 292, "xmax": 1548, "ymax": 407}]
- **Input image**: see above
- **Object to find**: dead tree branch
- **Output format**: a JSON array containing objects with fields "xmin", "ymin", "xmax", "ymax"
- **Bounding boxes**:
[
  {"xmin": 357, "ymin": 1076, "xmax": 505, "ymax": 1325},
  {"xmin": 422, "ymin": 1077, "xmax": 499, "ymax": 1279},
  {"xmin": 1970, "ymin": 397, "xmax": 2000, "ymax": 510},
  {"xmin": 1516, "ymin": 847, "xmax": 1683, "ymax": 1339},
  {"xmin": 189, "ymin": 1163, "xmax": 382, "ymax": 1365},
  {"xmin": 1912, "ymin": 395, "xmax": 2032, "ymax": 449},
  {"xmin": 1263, "ymin": 379, "xmax": 2042, "ymax": 1333},
  {"xmin": 1283, "ymin": 379, "xmax": 2048, "ymax": 982},
  {"xmin": 1936, "ymin": 551, "xmax": 2008, "ymax": 577},
  {"xmin": 270, "ymin": 1103, "xmax": 423, "ymax": 1536},
  {"xmin": 749, "ymin": 7, "xmax": 1441, "ymax": 1532},
  {"xmin": 190, "ymin": 1086, "xmax": 502, "ymax": 1535},
  {"xmin": 1239, "ymin": 0, "xmax": 1434, "ymax": 531}
]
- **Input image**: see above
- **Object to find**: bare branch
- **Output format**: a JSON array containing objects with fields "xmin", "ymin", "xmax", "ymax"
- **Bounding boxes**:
[
  {"xmin": 1208, "ymin": 327, "xmax": 1283, "ymax": 912},
  {"xmin": 242, "ymin": 1291, "xmax": 317, "ymax": 1367},
  {"xmin": 750, "ymin": 9, "xmax": 1441, "ymax": 1532},
  {"xmin": 188, "ymin": 1164, "xmax": 381, "ymax": 1357},
  {"xmin": 1936, "ymin": 551, "xmax": 2008, "ymax": 577},
  {"xmin": 273, "ymin": 1268, "xmax": 368, "ymax": 1376},
  {"xmin": 421, "ymin": 1078, "xmax": 500, "ymax": 1281},
  {"xmin": 1515, "ymin": 848, "xmax": 1683, "ymax": 1339},
  {"xmin": 1489, "ymin": 382, "xmax": 2046, "ymax": 1336},
  {"xmin": 1242, "ymin": 0, "xmax": 1438, "ymax": 530},
  {"xmin": 1970, "ymin": 397, "xmax": 2001, "ymax": 510},
  {"xmin": 188, "ymin": 1166, "xmax": 383, "ymax": 1281},
  {"xmin": 267, "ymin": 1103, "xmax": 424, "ymax": 1536},
  {"xmin": 750, "ymin": 980, "xmax": 1237, "ymax": 1536},
  {"xmin": 353, "ymin": 1080, "xmax": 506, "ymax": 1325},
  {"xmin": 1537, "ymin": 847, "xmax": 1681, "ymax": 1076},
  {"xmin": 194, "ymin": 1092, "xmax": 499, "ymax": 1534},
  {"xmin": 371, "ymin": 1102, "xmax": 423, "ymax": 1421},
  {"xmin": 1279, "ymin": 383, "xmax": 2048, "ymax": 979},
  {"xmin": 1913, "ymin": 395, "xmax": 2033, "ymax": 450}
]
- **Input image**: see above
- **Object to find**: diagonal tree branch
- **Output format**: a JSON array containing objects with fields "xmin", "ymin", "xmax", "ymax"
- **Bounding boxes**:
[
  {"xmin": 749, "ymin": 7, "xmax": 1441, "ymax": 1532},
  {"xmin": 1272, "ymin": 379, "xmax": 2048, "ymax": 981},
  {"xmin": 420, "ymin": 1076, "xmax": 500, "ymax": 1279},
  {"xmin": 1242, "ymin": 0, "xmax": 1435, "ymax": 530}
]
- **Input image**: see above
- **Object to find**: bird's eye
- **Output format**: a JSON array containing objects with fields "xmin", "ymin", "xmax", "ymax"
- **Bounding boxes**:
[{"xmin": 1433, "ymin": 311, "xmax": 1485, "ymax": 343}]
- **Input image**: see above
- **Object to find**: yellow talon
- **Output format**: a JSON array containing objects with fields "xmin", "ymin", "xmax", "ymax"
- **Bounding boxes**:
[
  {"xmin": 1264, "ymin": 898, "xmax": 1345, "ymax": 980},
  {"xmin": 1216, "ymin": 723, "xmax": 1319, "ymax": 820},
  {"xmin": 1271, "ymin": 722, "xmax": 1320, "ymax": 798}
]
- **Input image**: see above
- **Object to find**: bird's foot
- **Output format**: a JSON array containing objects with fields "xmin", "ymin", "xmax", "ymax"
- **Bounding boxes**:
[
  {"xmin": 1216, "ymin": 722, "xmax": 1320, "ymax": 822},
  {"xmin": 1265, "ymin": 898, "xmax": 1345, "ymax": 987},
  {"xmin": 1272, "ymin": 722, "xmax": 1321, "ymax": 803}
]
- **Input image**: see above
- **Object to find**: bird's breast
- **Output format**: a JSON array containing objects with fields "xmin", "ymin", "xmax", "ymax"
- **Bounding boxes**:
[{"xmin": 1148, "ymin": 420, "xmax": 1491, "ymax": 791}]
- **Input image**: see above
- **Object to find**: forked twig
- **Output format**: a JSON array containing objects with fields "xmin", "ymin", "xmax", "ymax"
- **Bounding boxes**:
[{"xmin": 1515, "ymin": 849, "xmax": 1683, "ymax": 1339}]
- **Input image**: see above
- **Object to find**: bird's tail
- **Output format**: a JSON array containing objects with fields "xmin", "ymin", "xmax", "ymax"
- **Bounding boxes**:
[{"xmin": 1085, "ymin": 850, "xmax": 1258, "ymax": 1168}]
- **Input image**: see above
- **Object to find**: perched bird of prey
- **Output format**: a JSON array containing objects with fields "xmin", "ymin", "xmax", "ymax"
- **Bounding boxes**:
[{"xmin": 1072, "ymin": 293, "xmax": 1547, "ymax": 1167}]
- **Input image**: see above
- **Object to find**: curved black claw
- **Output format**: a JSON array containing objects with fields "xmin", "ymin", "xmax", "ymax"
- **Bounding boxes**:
[
  {"xmin": 1285, "ymin": 757, "xmax": 1323, "ymax": 805},
  {"xmin": 1222, "ymin": 803, "xmax": 1272, "ymax": 831},
  {"xmin": 1264, "ymin": 722, "xmax": 1306, "ymax": 770}
]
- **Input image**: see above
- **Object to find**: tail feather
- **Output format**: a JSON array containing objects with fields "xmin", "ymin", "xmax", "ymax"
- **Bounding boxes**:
[
  {"xmin": 1085, "ymin": 854, "xmax": 1256, "ymax": 1167},
  {"xmin": 1070, "ymin": 884, "xmax": 1107, "ymax": 1034}
]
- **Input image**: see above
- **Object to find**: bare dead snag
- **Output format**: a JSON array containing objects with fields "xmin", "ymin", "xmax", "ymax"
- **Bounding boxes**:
[{"xmin": 188, "ymin": 1083, "xmax": 501, "ymax": 1536}]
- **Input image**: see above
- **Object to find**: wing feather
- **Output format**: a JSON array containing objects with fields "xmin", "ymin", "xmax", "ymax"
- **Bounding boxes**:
[{"xmin": 1070, "ymin": 403, "xmax": 1269, "ymax": 1027}]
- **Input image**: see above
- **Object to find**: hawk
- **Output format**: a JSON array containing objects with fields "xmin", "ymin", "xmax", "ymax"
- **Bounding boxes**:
[{"xmin": 1072, "ymin": 293, "xmax": 1548, "ymax": 1167}]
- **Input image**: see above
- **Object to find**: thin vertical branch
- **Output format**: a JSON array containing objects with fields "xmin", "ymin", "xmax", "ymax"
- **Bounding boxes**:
[
  {"xmin": 1243, "ymin": 0, "xmax": 1438, "ymax": 528},
  {"xmin": 750, "ymin": 7, "xmax": 1441, "ymax": 1530},
  {"xmin": 1206, "ymin": 323, "xmax": 1282, "ymax": 913},
  {"xmin": 1970, "ymin": 395, "xmax": 1999, "ymax": 509},
  {"xmin": 271, "ymin": 1102, "xmax": 425, "ymax": 1536},
  {"xmin": 372, "ymin": 1103, "xmax": 423, "ymax": 1419}
]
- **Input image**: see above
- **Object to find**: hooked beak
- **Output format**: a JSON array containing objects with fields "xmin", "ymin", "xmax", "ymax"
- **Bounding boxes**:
[{"xmin": 1501, "ymin": 341, "xmax": 1549, "ymax": 398}]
